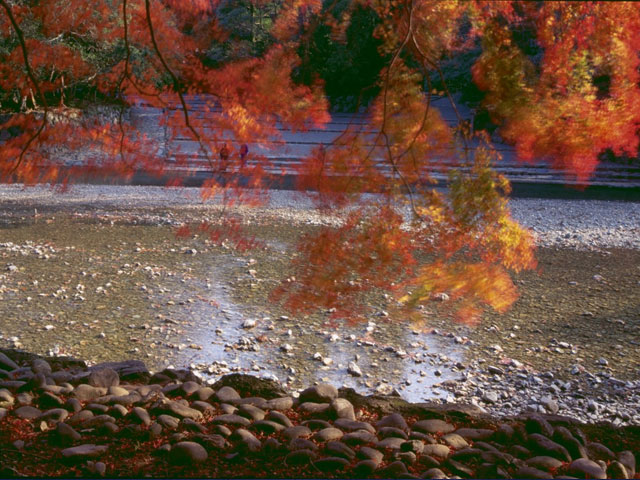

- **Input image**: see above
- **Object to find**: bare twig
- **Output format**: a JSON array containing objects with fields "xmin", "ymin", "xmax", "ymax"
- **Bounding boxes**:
[
  {"xmin": 143, "ymin": 0, "xmax": 214, "ymax": 170},
  {"xmin": 0, "ymin": 0, "xmax": 49, "ymax": 175}
]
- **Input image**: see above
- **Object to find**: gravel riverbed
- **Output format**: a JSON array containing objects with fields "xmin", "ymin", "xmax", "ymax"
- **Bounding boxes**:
[{"xmin": 0, "ymin": 184, "xmax": 638, "ymax": 428}]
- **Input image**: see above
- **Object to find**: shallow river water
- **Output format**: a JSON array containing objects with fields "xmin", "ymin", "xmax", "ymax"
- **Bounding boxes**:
[{"xmin": 0, "ymin": 214, "xmax": 467, "ymax": 402}]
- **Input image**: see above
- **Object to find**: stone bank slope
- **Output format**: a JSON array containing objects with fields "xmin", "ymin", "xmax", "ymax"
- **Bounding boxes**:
[{"xmin": 0, "ymin": 349, "xmax": 637, "ymax": 479}]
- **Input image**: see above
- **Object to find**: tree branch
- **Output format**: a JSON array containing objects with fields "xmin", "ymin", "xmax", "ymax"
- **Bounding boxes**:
[{"xmin": 0, "ymin": 0, "xmax": 48, "ymax": 176}]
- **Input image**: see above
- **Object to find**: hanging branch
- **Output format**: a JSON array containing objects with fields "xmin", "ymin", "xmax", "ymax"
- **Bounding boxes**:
[
  {"xmin": 0, "ymin": 0, "xmax": 49, "ymax": 175},
  {"xmin": 143, "ymin": 0, "xmax": 214, "ymax": 170}
]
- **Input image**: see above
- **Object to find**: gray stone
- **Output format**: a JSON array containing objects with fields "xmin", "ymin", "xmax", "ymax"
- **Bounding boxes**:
[
  {"xmin": 180, "ymin": 381, "xmax": 200, "ymax": 396},
  {"xmin": 193, "ymin": 433, "xmax": 230, "ymax": 451},
  {"xmin": 251, "ymin": 420, "xmax": 285, "ymax": 434},
  {"xmin": 65, "ymin": 398, "xmax": 82, "ymax": 413},
  {"xmin": 553, "ymin": 426, "xmax": 588, "ymax": 460},
  {"xmin": 353, "ymin": 459, "xmax": 378, "ymax": 476},
  {"xmin": 73, "ymin": 384, "xmax": 105, "ymax": 402},
  {"xmin": 231, "ymin": 428, "xmax": 262, "ymax": 453},
  {"xmin": 342, "ymin": 429, "xmax": 378, "ymax": 446},
  {"xmin": 88, "ymin": 368, "xmax": 119, "ymax": 388},
  {"xmin": 325, "ymin": 440, "xmax": 355, "ymax": 460},
  {"xmin": 0, "ymin": 389, "xmax": 15, "ymax": 408},
  {"xmin": 157, "ymin": 415, "xmax": 180, "ymax": 430},
  {"xmin": 376, "ymin": 413, "xmax": 408, "ymax": 431},
  {"xmin": 609, "ymin": 461, "xmax": 629, "ymax": 479},
  {"xmin": 379, "ymin": 426, "xmax": 408, "ymax": 440},
  {"xmin": 514, "ymin": 466, "xmax": 551, "ymax": 479},
  {"xmin": 442, "ymin": 433, "xmax": 468, "ymax": 449},
  {"xmin": 418, "ymin": 455, "xmax": 442, "ymax": 469},
  {"xmin": 526, "ymin": 456, "xmax": 564, "ymax": 471},
  {"xmin": 86, "ymin": 403, "xmax": 109, "ymax": 414},
  {"xmin": 237, "ymin": 404, "xmax": 265, "ymax": 421},
  {"xmin": 525, "ymin": 414, "xmax": 555, "ymax": 438},
  {"xmin": 302, "ymin": 419, "xmax": 332, "ymax": 430},
  {"xmin": 165, "ymin": 401, "xmax": 203, "ymax": 420},
  {"xmin": 81, "ymin": 414, "xmax": 116, "ymax": 429},
  {"xmin": 14, "ymin": 405, "xmax": 42, "ymax": 419},
  {"xmin": 61, "ymin": 444, "xmax": 108, "ymax": 460},
  {"xmin": 191, "ymin": 401, "xmax": 214, "ymax": 414},
  {"xmin": 528, "ymin": 433, "xmax": 571, "ymax": 462},
  {"xmin": 397, "ymin": 451, "xmax": 417, "ymax": 465},
  {"xmin": 211, "ymin": 414, "xmax": 251, "ymax": 427},
  {"xmin": 453, "ymin": 428, "xmax": 494, "ymax": 441},
  {"xmin": 618, "ymin": 451, "xmax": 636, "ymax": 477},
  {"xmin": 357, "ymin": 446, "xmax": 384, "ymax": 465},
  {"xmin": 289, "ymin": 438, "xmax": 318, "ymax": 452},
  {"xmin": 169, "ymin": 441, "xmax": 208, "ymax": 465},
  {"xmin": 285, "ymin": 449, "xmax": 317, "ymax": 466},
  {"xmin": 38, "ymin": 408, "xmax": 69, "ymax": 424},
  {"xmin": 283, "ymin": 425, "xmax": 312, "ymax": 440},
  {"xmin": 299, "ymin": 383, "xmax": 338, "ymax": 403},
  {"xmin": 412, "ymin": 419, "xmax": 455, "ymax": 435},
  {"xmin": 382, "ymin": 460, "xmax": 409, "ymax": 477},
  {"xmin": 0, "ymin": 352, "xmax": 18, "ymax": 371},
  {"xmin": 422, "ymin": 444, "xmax": 451, "ymax": 459},
  {"xmin": 56, "ymin": 422, "xmax": 82, "ymax": 444},
  {"xmin": 377, "ymin": 436, "xmax": 406, "ymax": 450},
  {"xmin": 67, "ymin": 410, "xmax": 94, "ymax": 426},
  {"xmin": 422, "ymin": 467, "xmax": 448, "ymax": 479},
  {"xmin": 568, "ymin": 458, "xmax": 607, "ymax": 479},
  {"xmin": 314, "ymin": 427, "xmax": 343, "ymax": 442},
  {"xmin": 446, "ymin": 458, "xmax": 474, "ymax": 477},
  {"xmin": 265, "ymin": 396, "xmax": 294, "ymax": 411},
  {"xmin": 313, "ymin": 456, "xmax": 350, "ymax": 472},
  {"xmin": 108, "ymin": 386, "xmax": 129, "ymax": 397},
  {"xmin": 89, "ymin": 360, "xmax": 149, "ymax": 382},
  {"xmin": 334, "ymin": 418, "xmax": 375, "ymax": 433},
  {"xmin": 401, "ymin": 440, "xmax": 425, "ymax": 454},
  {"xmin": 181, "ymin": 418, "xmax": 206, "ymax": 433},
  {"xmin": 266, "ymin": 410, "xmax": 293, "ymax": 428},
  {"xmin": 194, "ymin": 387, "xmax": 214, "ymax": 401},
  {"xmin": 216, "ymin": 386, "xmax": 241, "ymax": 403},
  {"xmin": 586, "ymin": 442, "xmax": 615, "ymax": 461},
  {"xmin": 109, "ymin": 404, "xmax": 128, "ymax": 418},
  {"xmin": 31, "ymin": 359, "xmax": 51, "ymax": 375},
  {"xmin": 299, "ymin": 402, "xmax": 330, "ymax": 415},
  {"xmin": 127, "ymin": 407, "xmax": 150, "ymax": 426},
  {"xmin": 329, "ymin": 398, "xmax": 355, "ymax": 420}
]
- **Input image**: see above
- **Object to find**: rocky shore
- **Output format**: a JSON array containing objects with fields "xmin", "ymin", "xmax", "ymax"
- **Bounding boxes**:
[{"xmin": 0, "ymin": 348, "xmax": 638, "ymax": 479}]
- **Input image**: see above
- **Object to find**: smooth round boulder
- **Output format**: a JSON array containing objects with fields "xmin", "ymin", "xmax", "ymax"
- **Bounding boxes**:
[
  {"xmin": 88, "ymin": 368, "xmax": 119, "ymax": 388},
  {"xmin": 568, "ymin": 458, "xmax": 607, "ymax": 479},
  {"xmin": 299, "ymin": 384, "xmax": 338, "ymax": 403},
  {"xmin": 169, "ymin": 441, "xmax": 208, "ymax": 465}
]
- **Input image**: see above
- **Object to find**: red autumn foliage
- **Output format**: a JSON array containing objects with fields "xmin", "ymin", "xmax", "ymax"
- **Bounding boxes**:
[{"xmin": 1, "ymin": 1, "xmax": 639, "ymax": 323}]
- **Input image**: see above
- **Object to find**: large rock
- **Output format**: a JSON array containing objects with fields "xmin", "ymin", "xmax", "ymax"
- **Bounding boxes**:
[
  {"xmin": 299, "ymin": 384, "xmax": 338, "ymax": 403},
  {"xmin": 329, "ymin": 398, "xmax": 355, "ymax": 420},
  {"xmin": 169, "ymin": 441, "xmax": 208, "ymax": 465},
  {"xmin": 88, "ymin": 368, "xmax": 119, "ymax": 388},
  {"xmin": 412, "ymin": 419, "xmax": 455, "ymax": 435},
  {"xmin": 0, "ymin": 352, "xmax": 18, "ymax": 371},
  {"xmin": 61, "ymin": 444, "xmax": 108, "ymax": 461},
  {"xmin": 212, "ymin": 374, "xmax": 287, "ymax": 399},
  {"xmin": 568, "ymin": 458, "xmax": 607, "ymax": 479},
  {"xmin": 89, "ymin": 361, "xmax": 149, "ymax": 382},
  {"xmin": 73, "ymin": 385, "xmax": 106, "ymax": 402}
]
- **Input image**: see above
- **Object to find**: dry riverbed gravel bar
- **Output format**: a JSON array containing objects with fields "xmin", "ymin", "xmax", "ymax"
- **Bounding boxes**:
[{"xmin": 0, "ymin": 184, "xmax": 638, "ymax": 434}]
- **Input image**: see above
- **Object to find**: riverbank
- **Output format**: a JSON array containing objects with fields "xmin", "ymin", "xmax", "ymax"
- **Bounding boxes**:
[{"xmin": 0, "ymin": 184, "xmax": 638, "ymax": 428}]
